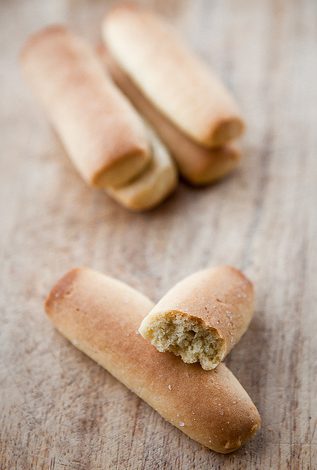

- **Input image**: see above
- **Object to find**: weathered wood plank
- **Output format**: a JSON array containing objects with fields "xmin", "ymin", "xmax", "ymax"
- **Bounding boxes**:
[{"xmin": 1, "ymin": 0, "xmax": 316, "ymax": 468}]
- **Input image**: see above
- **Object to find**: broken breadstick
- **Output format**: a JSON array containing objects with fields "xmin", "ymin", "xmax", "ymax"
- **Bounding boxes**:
[
  {"xmin": 45, "ymin": 268, "xmax": 260, "ymax": 453},
  {"xmin": 21, "ymin": 25, "xmax": 150, "ymax": 189},
  {"xmin": 103, "ymin": 4, "xmax": 245, "ymax": 148},
  {"xmin": 139, "ymin": 266, "xmax": 254, "ymax": 370}
]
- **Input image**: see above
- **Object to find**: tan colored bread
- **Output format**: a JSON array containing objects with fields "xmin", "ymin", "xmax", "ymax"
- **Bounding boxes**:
[
  {"xmin": 139, "ymin": 266, "xmax": 254, "ymax": 370},
  {"xmin": 99, "ymin": 46, "xmax": 241, "ymax": 185},
  {"xmin": 45, "ymin": 268, "xmax": 260, "ymax": 453},
  {"xmin": 21, "ymin": 25, "xmax": 150, "ymax": 189},
  {"xmin": 107, "ymin": 124, "xmax": 178, "ymax": 211},
  {"xmin": 103, "ymin": 4, "xmax": 245, "ymax": 148}
]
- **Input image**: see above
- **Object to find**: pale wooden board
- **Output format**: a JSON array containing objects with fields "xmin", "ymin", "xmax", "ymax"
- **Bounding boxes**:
[{"xmin": 1, "ymin": 0, "xmax": 316, "ymax": 468}]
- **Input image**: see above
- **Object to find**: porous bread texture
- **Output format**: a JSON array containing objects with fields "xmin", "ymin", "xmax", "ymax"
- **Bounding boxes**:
[
  {"xmin": 139, "ymin": 266, "xmax": 254, "ymax": 370},
  {"xmin": 143, "ymin": 311, "xmax": 225, "ymax": 370}
]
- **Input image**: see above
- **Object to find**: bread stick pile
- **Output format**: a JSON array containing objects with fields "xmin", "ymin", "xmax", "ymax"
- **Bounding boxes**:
[
  {"xmin": 21, "ymin": 4, "xmax": 245, "ymax": 211},
  {"xmin": 46, "ymin": 266, "xmax": 260, "ymax": 454},
  {"xmin": 102, "ymin": 4, "xmax": 244, "ymax": 185}
]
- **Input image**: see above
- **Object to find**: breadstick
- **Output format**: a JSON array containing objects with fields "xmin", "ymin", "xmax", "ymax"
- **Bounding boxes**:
[
  {"xmin": 21, "ymin": 25, "xmax": 150, "ymax": 189},
  {"xmin": 45, "ymin": 268, "xmax": 260, "ymax": 453},
  {"xmin": 103, "ymin": 4, "xmax": 245, "ymax": 148},
  {"xmin": 139, "ymin": 266, "xmax": 254, "ymax": 370},
  {"xmin": 107, "ymin": 124, "xmax": 177, "ymax": 211},
  {"xmin": 99, "ymin": 46, "xmax": 240, "ymax": 185}
]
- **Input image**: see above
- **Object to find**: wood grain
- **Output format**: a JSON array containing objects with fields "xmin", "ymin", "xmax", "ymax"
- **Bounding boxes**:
[{"xmin": 1, "ymin": 0, "xmax": 316, "ymax": 468}]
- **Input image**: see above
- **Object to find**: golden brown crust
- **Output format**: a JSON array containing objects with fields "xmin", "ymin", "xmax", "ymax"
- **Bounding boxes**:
[
  {"xmin": 103, "ymin": 5, "xmax": 245, "ymax": 147},
  {"xmin": 21, "ymin": 25, "xmax": 150, "ymax": 188},
  {"xmin": 45, "ymin": 268, "xmax": 80, "ymax": 311},
  {"xmin": 139, "ymin": 266, "xmax": 254, "ymax": 367},
  {"xmin": 98, "ymin": 45, "xmax": 241, "ymax": 185},
  {"xmin": 45, "ymin": 268, "xmax": 260, "ymax": 453}
]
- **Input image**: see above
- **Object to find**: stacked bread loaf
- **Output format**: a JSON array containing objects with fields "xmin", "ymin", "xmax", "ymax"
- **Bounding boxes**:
[
  {"xmin": 102, "ymin": 4, "xmax": 244, "ymax": 185},
  {"xmin": 21, "ymin": 5, "xmax": 245, "ymax": 211},
  {"xmin": 45, "ymin": 266, "xmax": 260, "ymax": 454},
  {"xmin": 21, "ymin": 26, "xmax": 177, "ymax": 211}
]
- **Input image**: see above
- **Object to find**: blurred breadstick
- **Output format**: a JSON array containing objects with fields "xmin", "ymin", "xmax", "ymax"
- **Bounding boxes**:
[
  {"xmin": 103, "ymin": 4, "xmax": 245, "ymax": 148},
  {"xmin": 107, "ymin": 125, "xmax": 177, "ymax": 211},
  {"xmin": 98, "ymin": 44, "xmax": 241, "ymax": 185},
  {"xmin": 21, "ymin": 25, "xmax": 150, "ymax": 189}
]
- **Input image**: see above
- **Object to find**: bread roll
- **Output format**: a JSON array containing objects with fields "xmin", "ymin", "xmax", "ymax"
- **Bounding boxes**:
[
  {"xmin": 99, "ymin": 46, "xmax": 241, "ymax": 185},
  {"xmin": 45, "ymin": 268, "xmax": 260, "ymax": 453},
  {"xmin": 103, "ymin": 4, "xmax": 245, "ymax": 148},
  {"xmin": 21, "ymin": 25, "xmax": 150, "ymax": 189},
  {"xmin": 139, "ymin": 266, "xmax": 254, "ymax": 370},
  {"xmin": 107, "ymin": 124, "xmax": 178, "ymax": 211}
]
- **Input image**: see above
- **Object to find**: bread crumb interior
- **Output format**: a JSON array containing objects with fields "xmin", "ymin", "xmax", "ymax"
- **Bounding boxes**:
[{"xmin": 146, "ymin": 312, "xmax": 224, "ymax": 370}]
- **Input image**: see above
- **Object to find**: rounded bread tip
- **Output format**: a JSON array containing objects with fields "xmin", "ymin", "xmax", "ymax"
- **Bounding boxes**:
[
  {"xmin": 107, "ymin": 2, "xmax": 142, "ymax": 18},
  {"xmin": 44, "ymin": 267, "xmax": 80, "ymax": 313},
  {"xmin": 21, "ymin": 25, "xmax": 67, "ymax": 59},
  {"xmin": 139, "ymin": 265, "xmax": 254, "ymax": 370}
]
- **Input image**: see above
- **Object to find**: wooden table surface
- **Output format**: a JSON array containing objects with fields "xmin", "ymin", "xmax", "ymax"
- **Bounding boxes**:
[{"xmin": 1, "ymin": 0, "xmax": 316, "ymax": 468}]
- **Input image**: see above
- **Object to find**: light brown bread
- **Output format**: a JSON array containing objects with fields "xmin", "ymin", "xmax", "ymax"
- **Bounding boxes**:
[
  {"xmin": 21, "ymin": 25, "xmax": 150, "ymax": 189},
  {"xmin": 107, "ymin": 124, "xmax": 178, "ymax": 211},
  {"xmin": 99, "ymin": 46, "xmax": 241, "ymax": 185},
  {"xmin": 139, "ymin": 266, "xmax": 254, "ymax": 370},
  {"xmin": 45, "ymin": 268, "xmax": 260, "ymax": 453},
  {"xmin": 103, "ymin": 4, "xmax": 245, "ymax": 148}
]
